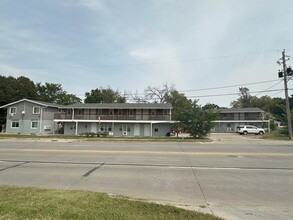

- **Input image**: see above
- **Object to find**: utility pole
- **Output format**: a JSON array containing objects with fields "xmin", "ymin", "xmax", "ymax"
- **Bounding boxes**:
[{"xmin": 278, "ymin": 49, "xmax": 292, "ymax": 139}]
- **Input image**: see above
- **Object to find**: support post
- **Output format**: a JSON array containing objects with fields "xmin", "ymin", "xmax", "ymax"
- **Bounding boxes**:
[{"xmin": 281, "ymin": 49, "xmax": 292, "ymax": 139}]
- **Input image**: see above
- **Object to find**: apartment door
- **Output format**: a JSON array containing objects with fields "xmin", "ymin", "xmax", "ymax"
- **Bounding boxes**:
[
  {"xmin": 134, "ymin": 124, "xmax": 140, "ymax": 136},
  {"xmin": 144, "ymin": 124, "xmax": 150, "ymax": 136}
]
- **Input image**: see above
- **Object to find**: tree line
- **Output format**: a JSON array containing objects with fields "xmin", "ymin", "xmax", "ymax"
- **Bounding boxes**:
[{"xmin": 1, "ymin": 75, "xmax": 291, "ymax": 137}]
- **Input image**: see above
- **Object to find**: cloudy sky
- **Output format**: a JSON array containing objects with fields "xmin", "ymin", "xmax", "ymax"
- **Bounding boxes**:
[{"xmin": 1, "ymin": 0, "xmax": 293, "ymax": 107}]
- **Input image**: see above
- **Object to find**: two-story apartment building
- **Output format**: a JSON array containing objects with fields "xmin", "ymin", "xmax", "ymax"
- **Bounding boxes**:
[
  {"xmin": 0, "ymin": 99, "xmax": 176, "ymax": 137},
  {"xmin": 212, "ymin": 108, "xmax": 270, "ymax": 132},
  {"xmin": 54, "ymin": 103, "xmax": 175, "ymax": 137},
  {"xmin": 1, "ymin": 99, "xmax": 269, "ymax": 135},
  {"xmin": 0, "ymin": 99, "xmax": 61, "ymax": 134}
]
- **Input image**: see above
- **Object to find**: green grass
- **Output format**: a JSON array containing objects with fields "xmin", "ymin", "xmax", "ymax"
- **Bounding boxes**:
[
  {"xmin": 262, "ymin": 130, "xmax": 292, "ymax": 140},
  {"xmin": 0, "ymin": 133, "xmax": 210, "ymax": 142},
  {"xmin": 0, "ymin": 186, "xmax": 223, "ymax": 220}
]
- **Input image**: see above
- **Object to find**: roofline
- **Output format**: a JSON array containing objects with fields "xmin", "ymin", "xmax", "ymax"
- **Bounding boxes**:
[
  {"xmin": 213, "ymin": 120, "xmax": 269, "ymax": 123},
  {"xmin": 59, "ymin": 104, "xmax": 173, "ymax": 110},
  {"xmin": 216, "ymin": 108, "xmax": 264, "ymax": 113},
  {"xmin": 0, "ymin": 99, "xmax": 60, "ymax": 109},
  {"xmin": 54, "ymin": 119, "xmax": 178, "ymax": 123}
]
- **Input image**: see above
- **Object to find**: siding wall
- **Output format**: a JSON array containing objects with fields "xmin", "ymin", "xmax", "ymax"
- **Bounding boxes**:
[
  {"xmin": 5, "ymin": 101, "xmax": 59, "ymax": 134},
  {"xmin": 63, "ymin": 122, "xmax": 173, "ymax": 137}
]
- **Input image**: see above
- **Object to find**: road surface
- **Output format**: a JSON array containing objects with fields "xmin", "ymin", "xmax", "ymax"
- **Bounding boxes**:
[{"xmin": 0, "ymin": 133, "xmax": 292, "ymax": 220}]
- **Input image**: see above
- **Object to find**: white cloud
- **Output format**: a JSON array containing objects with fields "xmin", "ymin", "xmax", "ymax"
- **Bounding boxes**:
[{"xmin": 62, "ymin": 0, "xmax": 108, "ymax": 13}]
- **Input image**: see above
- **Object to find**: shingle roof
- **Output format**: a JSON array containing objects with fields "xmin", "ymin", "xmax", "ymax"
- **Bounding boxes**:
[{"xmin": 62, "ymin": 103, "xmax": 173, "ymax": 109}]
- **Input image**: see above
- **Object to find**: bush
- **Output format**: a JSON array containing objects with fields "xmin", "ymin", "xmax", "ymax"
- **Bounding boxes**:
[
  {"xmin": 97, "ymin": 131, "xmax": 109, "ymax": 137},
  {"xmin": 83, "ymin": 132, "xmax": 96, "ymax": 137}
]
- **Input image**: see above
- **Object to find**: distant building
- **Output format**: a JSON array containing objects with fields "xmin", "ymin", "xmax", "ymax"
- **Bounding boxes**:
[{"xmin": 212, "ymin": 108, "xmax": 270, "ymax": 133}]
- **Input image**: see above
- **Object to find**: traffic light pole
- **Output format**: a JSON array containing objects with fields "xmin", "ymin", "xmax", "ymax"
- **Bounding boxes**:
[{"xmin": 281, "ymin": 49, "xmax": 293, "ymax": 139}]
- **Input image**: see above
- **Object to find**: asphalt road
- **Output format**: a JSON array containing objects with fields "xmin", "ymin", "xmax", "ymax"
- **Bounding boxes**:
[{"xmin": 0, "ymin": 133, "xmax": 293, "ymax": 220}]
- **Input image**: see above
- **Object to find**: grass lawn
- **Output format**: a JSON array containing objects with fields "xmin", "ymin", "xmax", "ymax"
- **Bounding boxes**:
[
  {"xmin": 0, "ymin": 133, "xmax": 210, "ymax": 142},
  {"xmin": 262, "ymin": 130, "xmax": 292, "ymax": 140},
  {"xmin": 0, "ymin": 186, "xmax": 223, "ymax": 220}
]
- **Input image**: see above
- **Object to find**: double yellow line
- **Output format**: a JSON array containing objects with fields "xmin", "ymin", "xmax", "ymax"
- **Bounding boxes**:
[{"xmin": 20, "ymin": 149, "xmax": 293, "ymax": 156}]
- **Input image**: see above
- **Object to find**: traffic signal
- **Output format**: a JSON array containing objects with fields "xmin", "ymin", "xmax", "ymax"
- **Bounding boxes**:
[
  {"xmin": 278, "ymin": 71, "xmax": 283, "ymax": 78},
  {"xmin": 287, "ymin": 67, "xmax": 293, "ymax": 76}
]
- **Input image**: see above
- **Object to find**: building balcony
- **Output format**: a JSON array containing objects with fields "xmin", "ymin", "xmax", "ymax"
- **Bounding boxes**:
[{"xmin": 54, "ymin": 113, "xmax": 171, "ymax": 121}]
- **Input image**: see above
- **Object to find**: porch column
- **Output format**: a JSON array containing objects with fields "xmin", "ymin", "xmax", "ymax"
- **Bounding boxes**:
[
  {"xmin": 75, "ymin": 121, "xmax": 78, "ymax": 136},
  {"xmin": 268, "ymin": 120, "xmax": 270, "ymax": 133},
  {"xmin": 150, "ymin": 122, "xmax": 153, "ymax": 137}
]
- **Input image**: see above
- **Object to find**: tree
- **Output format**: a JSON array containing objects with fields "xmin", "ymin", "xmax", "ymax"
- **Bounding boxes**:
[
  {"xmin": 85, "ymin": 87, "xmax": 126, "ymax": 103},
  {"xmin": 36, "ymin": 82, "xmax": 81, "ymax": 104},
  {"xmin": 0, "ymin": 75, "xmax": 40, "ymax": 128},
  {"xmin": 0, "ymin": 75, "xmax": 38, "ymax": 106},
  {"xmin": 203, "ymin": 103, "xmax": 220, "ymax": 110},
  {"xmin": 231, "ymin": 87, "xmax": 252, "ymax": 108},
  {"xmin": 176, "ymin": 100, "xmax": 217, "ymax": 138},
  {"xmin": 165, "ymin": 90, "xmax": 192, "ymax": 120},
  {"xmin": 143, "ymin": 83, "xmax": 175, "ymax": 103},
  {"xmin": 132, "ymin": 83, "xmax": 192, "ymax": 120}
]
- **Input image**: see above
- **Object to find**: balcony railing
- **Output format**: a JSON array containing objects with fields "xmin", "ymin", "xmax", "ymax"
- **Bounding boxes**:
[
  {"xmin": 54, "ymin": 113, "xmax": 171, "ymax": 121},
  {"xmin": 217, "ymin": 116, "xmax": 263, "ymax": 120}
]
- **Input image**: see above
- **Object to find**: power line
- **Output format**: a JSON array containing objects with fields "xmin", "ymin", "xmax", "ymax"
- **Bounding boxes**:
[
  {"xmin": 105, "ymin": 79, "xmax": 282, "ymax": 97},
  {"xmin": 171, "ymin": 89, "xmax": 284, "ymax": 99},
  {"xmin": 180, "ymin": 79, "xmax": 280, "ymax": 93},
  {"xmin": 123, "ymin": 89, "xmax": 285, "ymax": 100},
  {"xmin": 254, "ymin": 80, "xmax": 283, "ymax": 96},
  {"xmin": 9, "ymin": 50, "xmax": 279, "ymax": 70}
]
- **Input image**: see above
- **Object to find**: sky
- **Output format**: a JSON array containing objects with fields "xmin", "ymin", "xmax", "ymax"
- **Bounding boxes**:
[{"xmin": 1, "ymin": 0, "xmax": 293, "ymax": 107}]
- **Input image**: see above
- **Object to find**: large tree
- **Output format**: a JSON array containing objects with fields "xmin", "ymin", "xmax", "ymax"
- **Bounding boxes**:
[
  {"xmin": 36, "ymin": 82, "xmax": 81, "ymax": 104},
  {"xmin": 135, "ymin": 83, "xmax": 217, "ymax": 137},
  {"xmin": 85, "ymin": 87, "xmax": 126, "ymax": 103},
  {"xmin": 231, "ymin": 87, "xmax": 253, "ymax": 108},
  {"xmin": 165, "ymin": 90, "xmax": 192, "ymax": 120},
  {"xmin": 176, "ymin": 100, "xmax": 218, "ymax": 138},
  {"xmin": 144, "ymin": 83, "xmax": 175, "ymax": 103},
  {"xmin": 0, "ymin": 75, "xmax": 38, "ymax": 106},
  {"xmin": 0, "ymin": 75, "xmax": 39, "ymax": 129},
  {"xmin": 132, "ymin": 83, "xmax": 192, "ymax": 120}
]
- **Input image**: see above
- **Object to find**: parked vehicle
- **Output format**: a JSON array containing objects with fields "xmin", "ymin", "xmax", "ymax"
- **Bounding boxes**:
[{"xmin": 236, "ymin": 125, "xmax": 265, "ymax": 135}]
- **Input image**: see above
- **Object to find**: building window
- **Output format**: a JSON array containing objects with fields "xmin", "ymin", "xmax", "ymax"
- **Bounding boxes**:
[
  {"xmin": 109, "ymin": 110, "xmax": 113, "ymax": 115},
  {"xmin": 10, "ymin": 107, "xmax": 17, "ymax": 114},
  {"xmin": 127, "ymin": 126, "xmax": 131, "ymax": 132},
  {"xmin": 119, "ymin": 125, "xmax": 123, "ymax": 131},
  {"xmin": 33, "ymin": 106, "xmax": 40, "ymax": 114},
  {"xmin": 129, "ymin": 110, "xmax": 134, "ymax": 115},
  {"xmin": 154, "ymin": 128, "xmax": 159, "ymax": 132},
  {"xmin": 11, "ymin": 121, "xmax": 19, "ymax": 128},
  {"xmin": 77, "ymin": 109, "xmax": 84, "ymax": 115},
  {"xmin": 118, "ymin": 109, "xmax": 122, "ymax": 115},
  {"xmin": 31, "ymin": 121, "xmax": 38, "ymax": 129}
]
